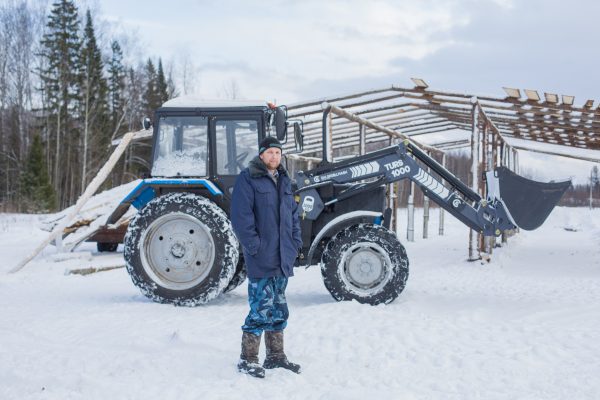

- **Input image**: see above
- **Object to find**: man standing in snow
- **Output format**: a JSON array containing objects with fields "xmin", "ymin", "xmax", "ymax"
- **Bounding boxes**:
[{"xmin": 231, "ymin": 136, "xmax": 303, "ymax": 378}]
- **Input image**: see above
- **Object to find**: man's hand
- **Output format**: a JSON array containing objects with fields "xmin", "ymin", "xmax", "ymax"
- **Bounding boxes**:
[{"xmin": 294, "ymin": 249, "xmax": 304, "ymax": 267}]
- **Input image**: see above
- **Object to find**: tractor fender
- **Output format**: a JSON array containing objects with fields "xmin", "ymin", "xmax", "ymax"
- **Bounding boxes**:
[
  {"xmin": 106, "ymin": 178, "xmax": 223, "ymax": 225},
  {"xmin": 305, "ymin": 210, "xmax": 383, "ymax": 267},
  {"xmin": 123, "ymin": 178, "xmax": 222, "ymax": 209}
]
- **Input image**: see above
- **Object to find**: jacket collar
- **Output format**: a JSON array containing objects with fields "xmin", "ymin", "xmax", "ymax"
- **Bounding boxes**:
[{"xmin": 248, "ymin": 156, "xmax": 288, "ymax": 179}]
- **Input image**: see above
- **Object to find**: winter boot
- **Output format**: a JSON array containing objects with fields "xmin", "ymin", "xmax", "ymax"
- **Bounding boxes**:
[
  {"xmin": 263, "ymin": 330, "xmax": 301, "ymax": 374},
  {"xmin": 237, "ymin": 332, "xmax": 265, "ymax": 378}
]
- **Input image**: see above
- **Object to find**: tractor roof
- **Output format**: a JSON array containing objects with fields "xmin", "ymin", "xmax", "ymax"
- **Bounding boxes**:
[{"xmin": 161, "ymin": 96, "xmax": 268, "ymax": 109}]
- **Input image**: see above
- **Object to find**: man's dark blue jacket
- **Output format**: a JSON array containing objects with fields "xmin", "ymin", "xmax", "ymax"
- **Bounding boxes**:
[{"xmin": 231, "ymin": 156, "xmax": 303, "ymax": 278}]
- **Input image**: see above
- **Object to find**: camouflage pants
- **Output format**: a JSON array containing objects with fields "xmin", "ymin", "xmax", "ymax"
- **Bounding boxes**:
[{"xmin": 242, "ymin": 276, "xmax": 289, "ymax": 336}]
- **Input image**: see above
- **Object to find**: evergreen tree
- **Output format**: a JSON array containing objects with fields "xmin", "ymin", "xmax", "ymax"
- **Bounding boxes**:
[
  {"xmin": 80, "ymin": 9, "xmax": 109, "ymax": 190},
  {"xmin": 142, "ymin": 58, "xmax": 158, "ymax": 117},
  {"xmin": 108, "ymin": 40, "xmax": 125, "ymax": 134},
  {"xmin": 156, "ymin": 58, "xmax": 169, "ymax": 105},
  {"xmin": 107, "ymin": 40, "xmax": 128, "ymax": 187},
  {"xmin": 128, "ymin": 64, "xmax": 152, "ymax": 179},
  {"xmin": 38, "ymin": 0, "xmax": 81, "ymax": 208},
  {"xmin": 126, "ymin": 66, "xmax": 144, "ymax": 130},
  {"xmin": 20, "ymin": 134, "xmax": 57, "ymax": 212}
]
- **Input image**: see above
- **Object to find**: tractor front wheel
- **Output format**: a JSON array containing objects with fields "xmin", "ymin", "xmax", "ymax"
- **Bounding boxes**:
[
  {"xmin": 124, "ymin": 193, "xmax": 238, "ymax": 305},
  {"xmin": 321, "ymin": 223, "xmax": 409, "ymax": 305}
]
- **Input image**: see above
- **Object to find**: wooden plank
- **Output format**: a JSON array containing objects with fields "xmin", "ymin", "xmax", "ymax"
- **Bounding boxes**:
[
  {"xmin": 66, "ymin": 265, "xmax": 125, "ymax": 276},
  {"xmin": 302, "ymin": 116, "xmax": 451, "ymax": 138},
  {"xmin": 323, "ymin": 103, "xmax": 442, "ymax": 154},
  {"xmin": 10, "ymin": 129, "xmax": 147, "ymax": 273},
  {"xmin": 301, "ymin": 110, "xmax": 446, "ymax": 133},
  {"xmin": 289, "ymin": 92, "xmax": 406, "ymax": 118},
  {"xmin": 396, "ymin": 86, "xmax": 596, "ymax": 114},
  {"xmin": 288, "ymin": 84, "xmax": 598, "ymax": 160},
  {"xmin": 301, "ymin": 127, "xmax": 460, "ymax": 154},
  {"xmin": 85, "ymin": 222, "xmax": 129, "ymax": 243},
  {"xmin": 510, "ymin": 144, "xmax": 600, "ymax": 163},
  {"xmin": 287, "ymin": 87, "xmax": 395, "ymax": 111}
]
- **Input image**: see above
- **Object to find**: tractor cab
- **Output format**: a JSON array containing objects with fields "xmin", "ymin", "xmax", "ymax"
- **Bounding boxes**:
[
  {"xmin": 96, "ymin": 99, "xmax": 303, "ymax": 247},
  {"xmin": 147, "ymin": 98, "xmax": 302, "ymax": 207}
]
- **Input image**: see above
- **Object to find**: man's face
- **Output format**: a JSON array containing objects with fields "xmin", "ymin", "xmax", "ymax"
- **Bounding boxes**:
[{"xmin": 259, "ymin": 147, "xmax": 282, "ymax": 171}]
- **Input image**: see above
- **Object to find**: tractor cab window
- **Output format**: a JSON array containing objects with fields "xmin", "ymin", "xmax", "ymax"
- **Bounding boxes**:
[
  {"xmin": 152, "ymin": 116, "xmax": 208, "ymax": 177},
  {"xmin": 215, "ymin": 119, "xmax": 259, "ymax": 175}
]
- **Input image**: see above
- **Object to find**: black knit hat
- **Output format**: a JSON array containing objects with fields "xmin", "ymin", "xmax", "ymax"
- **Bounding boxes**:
[{"xmin": 258, "ymin": 136, "xmax": 283, "ymax": 154}]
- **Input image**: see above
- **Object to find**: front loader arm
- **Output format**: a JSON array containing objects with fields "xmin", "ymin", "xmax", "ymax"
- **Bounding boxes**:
[{"xmin": 295, "ymin": 141, "xmax": 517, "ymax": 237}]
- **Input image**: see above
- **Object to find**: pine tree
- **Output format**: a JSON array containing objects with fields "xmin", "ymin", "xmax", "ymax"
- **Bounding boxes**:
[
  {"xmin": 20, "ymin": 134, "xmax": 57, "ymax": 212},
  {"xmin": 142, "ymin": 58, "xmax": 158, "ymax": 117},
  {"xmin": 38, "ymin": 0, "xmax": 81, "ymax": 208},
  {"xmin": 80, "ymin": 9, "xmax": 109, "ymax": 191},
  {"xmin": 108, "ymin": 40, "xmax": 125, "ymax": 135},
  {"xmin": 107, "ymin": 40, "xmax": 128, "ymax": 187},
  {"xmin": 156, "ymin": 58, "xmax": 169, "ymax": 105}
]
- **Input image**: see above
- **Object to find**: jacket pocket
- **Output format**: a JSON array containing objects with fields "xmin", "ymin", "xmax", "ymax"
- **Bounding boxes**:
[{"xmin": 255, "ymin": 183, "xmax": 275, "ymax": 206}]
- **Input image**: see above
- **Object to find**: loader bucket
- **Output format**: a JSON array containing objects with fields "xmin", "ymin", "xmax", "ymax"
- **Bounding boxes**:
[{"xmin": 495, "ymin": 166, "xmax": 571, "ymax": 231}]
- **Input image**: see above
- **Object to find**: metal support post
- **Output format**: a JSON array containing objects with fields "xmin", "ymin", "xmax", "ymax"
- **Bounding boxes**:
[
  {"xmin": 388, "ymin": 137, "xmax": 397, "ymax": 231},
  {"xmin": 396, "ymin": 178, "xmax": 403, "ymax": 238},
  {"xmin": 590, "ymin": 167, "xmax": 594, "ymax": 210},
  {"xmin": 389, "ymin": 181, "xmax": 396, "ymax": 231},
  {"xmin": 483, "ymin": 123, "xmax": 494, "ymax": 255},
  {"xmin": 501, "ymin": 144, "xmax": 508, "ymax": 244},
  {"xmin": 439, "ymin": 153, "xmax": 446, "ymax": 236},
  {"xmin": 423, "ymin": 152, "xmax": 430, "ymax": 239},
  {"xmin": 493, "ymin": 130, "xmax": 501, "ymax": 248},
  {"xmin": 359, "ymin": 123, "xmax": 366, "ymax": 155},
  {"xmin": 328, "ymin": 111, "xmax": 334, "ymax": 162},
  {"xmin": 423, "ymin": 195, "xmax": 429, "ymax": 239},
  {"xmin": 407, "ymin": 181, "xmax": 415, "ymax": 242},
  {"xmin": 468, "ymin": 99, "xmax": 481, "ymax": 261}
]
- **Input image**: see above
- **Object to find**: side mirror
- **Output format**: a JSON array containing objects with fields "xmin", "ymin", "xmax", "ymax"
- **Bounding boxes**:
[
  {"xmin": 274, "ymin": 106, "xmax": 287, "ymax": 141},
  {"xmin": 293, "ymin": 121, "xmax": 304, "ymax": 152},
  {"xmin": 142, "ymin": 117, "xmax": 152, "ymax": 130}
]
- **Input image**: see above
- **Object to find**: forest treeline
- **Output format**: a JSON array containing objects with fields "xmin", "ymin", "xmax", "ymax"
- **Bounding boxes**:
[
  {"xmin": 0, "ymin": 0, "xmax": 181, "ymax": 212},
  {"xmin": 1, "ymin": 1, "xmax": 597, "ymax": 213}
]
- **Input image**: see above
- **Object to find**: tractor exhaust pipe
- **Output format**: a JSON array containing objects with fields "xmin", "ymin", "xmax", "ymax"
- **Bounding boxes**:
[{"xmin": 321, "ymin": 103, "xmax": 332, "ymax": 163}]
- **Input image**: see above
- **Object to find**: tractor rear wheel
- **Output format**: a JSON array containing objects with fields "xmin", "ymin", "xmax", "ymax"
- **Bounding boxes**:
[
  {"xmin": 223, "ymin": 252, "xmax": 247, "ymax": 293},
  {"xmin": 321, "ymin": 223, "xmax": 409, "ymax": 305},
  {"xmin": 124, "ymin": 192, "xmax": 238, "ymax": 305}
]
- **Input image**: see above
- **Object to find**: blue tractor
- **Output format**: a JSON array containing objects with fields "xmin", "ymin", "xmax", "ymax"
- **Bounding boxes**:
[{"xmin": 92, "ymin": 98, "xmax": 569, "ymax": 306}]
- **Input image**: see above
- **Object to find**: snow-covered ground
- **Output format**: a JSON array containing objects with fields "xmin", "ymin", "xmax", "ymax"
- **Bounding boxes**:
[{"xmin": 1, "ymin": 207, "xmax": 599, "ymax": 400}]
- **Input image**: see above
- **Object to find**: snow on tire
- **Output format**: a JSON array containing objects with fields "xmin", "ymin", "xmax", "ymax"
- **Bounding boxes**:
[
  {"xmin": 222, "ymin": 252, "xmax": 247, "ymax": 294},
  {"xmin": 321, "ymin": 223, "xmax": 409, "ymax": 305},
  {"xmin": 124, "ymin": 192, "xmax": 238, "ymax": 305}
]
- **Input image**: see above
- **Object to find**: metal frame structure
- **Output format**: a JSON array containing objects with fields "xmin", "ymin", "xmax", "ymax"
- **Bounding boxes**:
[
  {"xmin": 283, "ymin": 80, "xmax": 599, "ymax": 260},
  {"xmin": 284, "ymin": 82, "xmax": 599, "ymax": 157}
]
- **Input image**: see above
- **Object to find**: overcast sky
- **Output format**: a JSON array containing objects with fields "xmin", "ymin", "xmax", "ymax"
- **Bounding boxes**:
[{"xmin": 97, "ymin": 0, "xmax": 599, "ymax": 183}]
